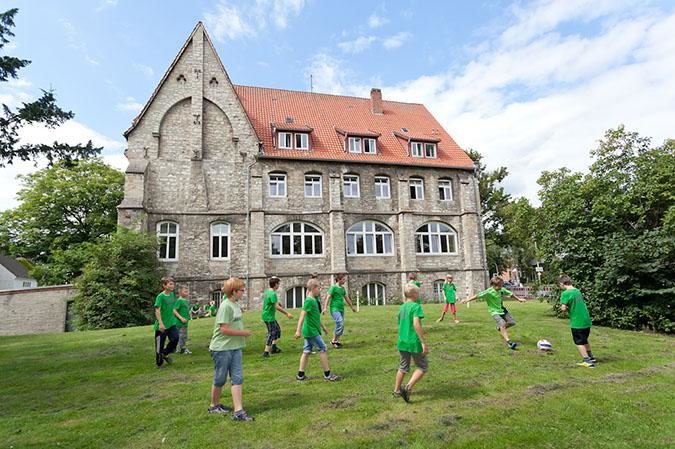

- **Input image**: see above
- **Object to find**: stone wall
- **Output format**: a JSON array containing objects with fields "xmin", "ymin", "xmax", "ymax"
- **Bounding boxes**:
[{"xmin": 0, "ymin": 285, "xmax": 73, "ymax": 336}]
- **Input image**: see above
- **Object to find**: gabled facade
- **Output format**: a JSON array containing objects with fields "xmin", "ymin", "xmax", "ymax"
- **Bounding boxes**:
[
  {"xmin": 0, "ymin": 254, "xmax": 37, "ymax": 291},
  {"xmin": 118, "ymin": 23, "xmax": 488, "ymax": 307}
]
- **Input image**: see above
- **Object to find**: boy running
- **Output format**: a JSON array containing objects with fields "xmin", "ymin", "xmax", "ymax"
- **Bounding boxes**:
[
  {"xmin": 154, "ymin": 277, "xmax": 185, "ymax": 367},
  {"xmin": 322, "ymin": 273, "xmax": 356, "ymax": 348},
  {"xmin": 394, "ymin": 283, "xmax": 428, "ymax": 403},
  {"xmin": 262, "ymin": 276, "xmax": 293, "ymax": 358},
  {"xmin": 558, "ymin": 274, "xmax": 596, "ymax": 368},
  {"xmin": 408, "ymin": 272, "xmax": 422, "ymax": 304},
  {"xmin": 175, "ymin": 285, "xmax": 192, "ymax": 354}
]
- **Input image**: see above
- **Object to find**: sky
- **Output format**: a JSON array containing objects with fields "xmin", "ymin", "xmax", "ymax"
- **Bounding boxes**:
[{"xmin": 1, "ymin": 0, "xmax": 674, "ymax": 211}]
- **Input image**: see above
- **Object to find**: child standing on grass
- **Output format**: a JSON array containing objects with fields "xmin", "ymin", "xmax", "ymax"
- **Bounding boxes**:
[
  {"xmin": 296, "ymin": 279, "xmax": 340, "ymax": 381},
  {"xmin": 206, "ymin": 300, "xmax": 217, "ymax": 317},
  {"xmin": 154, "ymin": 277, "xmax": 185, "ymax": 368},
  {"xmin": 437, "ymin": 274, "xmax": 459, "ymax": 323},
  {"xmin": 394, "ymin": 283, "xmax": 428, "ymax": 403},
  {"xmin": 408, "ymin": 272, "xmax": 422, "ymax": 304},
  {"xmin": 459, "ymin": 276, "xmax": 526, "ymax": 350},
  {"xmin": 558, "ymin": 274, "xmax": 596, "ymax": 368},
  {"xmin": 262, "ymin": 276, "xmax": 293, "ymax": 358},
  {"xmin": 175, "ymin": 286, "xmax": 192, "ymax": 354},
  {"xmin": 322, "ymin": 273, "xmax": 356, "ymax": 348},
  {"xmin": 208, "ymin": 278, "xmax": 254, "ymax": 421}
]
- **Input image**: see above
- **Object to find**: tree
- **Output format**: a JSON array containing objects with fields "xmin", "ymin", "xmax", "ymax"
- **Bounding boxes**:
[
  {"xmin": 0, "ymin": 8, "xmax": 100, "ymax": 167},
  {"xmin": 74, "ymin": 228, "xmax": 165, "ymax": 330},
  {"xmin": 0, "ymin": 158, "xmax": 124, "ymax": 263}
]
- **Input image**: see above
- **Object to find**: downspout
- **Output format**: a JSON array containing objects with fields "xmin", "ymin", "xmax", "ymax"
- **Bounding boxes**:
[
  {"xmin": 244, "ymin": 142, "xmax": 262, "ymax": 308},
  {"xmin": 473, "ymin": 163, "xmax": 488, "ymax": 287}
]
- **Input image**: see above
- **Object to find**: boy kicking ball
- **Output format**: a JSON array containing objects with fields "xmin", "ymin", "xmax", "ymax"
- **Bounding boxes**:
[
  {"xmin": 459, "ymin": 276, "xmax": 526, "ymax": 350},
  {"xmin": 558, "ymin": 274, "xmax": 596, "ymax": 368},
  {"xmin": 394, "ymin": 283, "xmax": 428, "ymax": 403}
]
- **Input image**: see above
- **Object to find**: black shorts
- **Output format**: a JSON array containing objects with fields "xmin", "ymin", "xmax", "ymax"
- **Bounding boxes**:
[
  {"xmin": 571, "ymin": 327, "xmax": 591, "ymax": 345},
  {"xmin": 264, "ymin": 320, "xmax": 281, "ymax": 345}
]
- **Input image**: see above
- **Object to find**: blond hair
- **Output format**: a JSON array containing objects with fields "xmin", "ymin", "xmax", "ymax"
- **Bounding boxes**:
[
  {"xmin": 306, "ymin": 278, "xmax": 320, "ymax": 291},
  {"xmin": 222, "ymin": 277, "xmax": 245, "ymax": 297},
  {"xmin": 404, "ymin": 283, "xmax": 420, "ymax": 298}
]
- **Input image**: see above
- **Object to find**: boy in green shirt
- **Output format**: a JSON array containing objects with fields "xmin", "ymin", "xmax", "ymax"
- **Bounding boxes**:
[
  {"xmin": 558, "ymin": 274, "xmax": 596, "ymax": 368},
  {"xmin": 437, "ymin": 273, "xmax": 460, "ymax": 323},
  {"xmin": 206, "ymin": 300, "xmax": 217, "ymax": 317},
  {"xmin": 394, "ymin": 283, "xmax": 428, "ymax": 403},
  {"xmin": 175, "ymin": 286, "xmax": 192, "ymax": 354},
  {"xmin": 459, "ymin": 276, "xmax": 526, "ymax": 350},
  {"xmin": 322, "ymin": 273, "xmax": 356, "ymax": 348},
  {"xmin": 408, "ymin": 272, "xmax": 423, "ymax": 304},
  {"xmin": 154, "ymin": 277, "xmax": 186, "ymax": 367},
  {"xmin": 208, "ymin": 277, "xmax": 254, "ymax": 421},
  {"xmin": 262, "ymin": 276, "xmax": 293, "ymax": 358},
  {"xmin": 296, "ymin": 279, "xmax": 340, "ymax": 381}
]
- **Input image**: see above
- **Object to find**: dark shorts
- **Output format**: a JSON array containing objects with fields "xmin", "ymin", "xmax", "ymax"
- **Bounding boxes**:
[
  {"xmin": 264, "ymin": 320, "xmax": 281, "ymax": 345},
  {"xmin": 398, "ymin": 351, "xmax": 428, "ymax": 373},
  {"xmin": 571, "ymin": 327, "xmax": 591, "ymax": 345}
]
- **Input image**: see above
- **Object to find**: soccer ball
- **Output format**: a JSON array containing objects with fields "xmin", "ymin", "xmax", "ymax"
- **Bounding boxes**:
[{"xmin": 537, "ymin": 339, "xmax": 553, "ymax": 351}]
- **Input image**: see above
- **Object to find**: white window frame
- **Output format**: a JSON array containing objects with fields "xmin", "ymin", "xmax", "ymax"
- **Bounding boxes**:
[
  {"xmin": 269, "ymin": 173, "xmax": 287, "ymax": 198},
  {"xmin": 348, "ymin": 137, "xmax": 362, "ymax": 153},
  {"xmin": 295, "ymin": 133, "xmax": 309, "ymax": 150},
  {"xmin": 416, "ymin": 222, "xmax": 458, "ymax": 255},
  {"xmin": 364, "ymin": 138, "xmax": 377, "ymax": 154},
  {"xmin": 411, "ymin": 142, "xmax": 424, "ymax": 157},
  {"xmin": 278, "ymin": 132, "xmax": 292, "ymax": 149},
  {"xmin": 363, "ymin": 282, "xmax": 386, "ymax": 305},
  {"xmin": 210, "ymin": 222, "xmax": 230, "ymax": 260},
  {"xmin": 304, "ymin": 174, "xmax": 322, "ymax": 198},
  {"xmin": 285, "ymin": 286, "xmax": 307, "ymax": 309},
  {"xmin": 346, "ymin": 220, "xmax": 394, "ymax": 256},
  {"xmin": 343, "ymin": 174, "xmax": 360, "ymax": 198},
  {"xmin": 409, "ymin": 178, "xmax": 424, "ymax": 200},
  {"xmin": 157, "ymin": 221, "xmax": 179, "ymax": 261},
  {"xmin": 270, "ymin": 222, "xmax": 324, "ymax": 257},
  {"xmin": 374, "ymin": 176, "xmax": 391, "ymax": 199},
  {"xmin": 425, "ymin": 143, "xmax": 437, "ymax": 158},
  {"xmin": 439, "ymin": 179, "xmax": 453, "ymax": 201}
]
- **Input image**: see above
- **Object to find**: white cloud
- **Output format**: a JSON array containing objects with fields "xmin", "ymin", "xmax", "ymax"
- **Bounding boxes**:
[
  {"xmin": 368, "ymin": 14, "xmax": 389, "ymax": 28},
  {"xmin": 95, "ymin": 0, "xmax": 119, "ymax": 12},
  {"xmin": 338, "ymin": 36, "xmax": 377, "ymax": 54},
  {"xmin": 204, "ymin": 0, "xmax": 306, "ymax": 42},
  {"xmin": 132, "ymin": 63, "xmax": 154, "ymax": 78},
  {"xmin": 59, "ymin": 18, "xmax": 101, "ymax": 66},
  {"xmin": 382, "ymin": 32, "xmax": 412, "ymax": 49},
  {"xmin": 117, "ymin": 97, "xmax": 143, "ymax": 113},
  {"xmin": 305, "ymin": 53, "xmax": 370, "ymax": 96}
]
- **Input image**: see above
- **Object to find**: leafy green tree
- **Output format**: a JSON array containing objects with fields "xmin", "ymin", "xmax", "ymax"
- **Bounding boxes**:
[
  {"xmin": 0, "ymin": 8, "xmax": 100, "ymax": 167},
  {"xmin": 502, "ymin": 197, "xmax": 539, "ymax": 282},
  {"xmin": 74, "ymin": 228, "xmax": 165, "ymax": 330},
  {"xmin": 0, "ymin": 158, "xmax": 124, "ymax": 263}
]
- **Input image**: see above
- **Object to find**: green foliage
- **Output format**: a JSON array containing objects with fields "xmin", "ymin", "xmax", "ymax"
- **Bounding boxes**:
[
  {"xmin": 30, "ymin": 242, "xmax": 94, "ymax": 285},
  {"xmin": 74, "ymin": 228, "xmax": 165, "ymax": 330},
  {"xmin": 0, "ymin": 8, "xmax": 100, "ymax": 166},
  {"xmin": 0, "ymin": 158, "xmax": 123, "ymax": 264},
  {"xmin": 537, "ymin": 126, "xmax": 675, "ymax": 332}
]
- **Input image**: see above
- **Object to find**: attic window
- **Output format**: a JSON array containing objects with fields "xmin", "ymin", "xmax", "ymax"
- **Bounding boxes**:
[
  {"xmin": 285, "ymin": 117, "xmax": 294, "ymax": 124},
  {"xmin": 277, "ymin": 131, "xmax": 309, "ymax": 150},
  {"xmin": 411, "ymin": 141, "xmax": 437, "ymax": 159},
  {"xmin": 401, "ymin": 127, "xmax": 409, "ymax": 133}
]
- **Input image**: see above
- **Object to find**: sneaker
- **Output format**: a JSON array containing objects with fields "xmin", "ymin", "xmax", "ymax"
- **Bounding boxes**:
[
  {"xmin": 507, "ymin": 341, "xmax": 518, "ymax": 350},
  {"xmin": 182, "ymin": 348, "xmax": 192, "ymax": 355},
  {"xmin": 335, "ymin": 341, "xmax": 343, "ymax": 348},
  {"xmin": 208, "ymin": 404, "xmax": 232, "ymax": 414},
  {"xmin": 436, "ymin": 317, "xmax": 444, "ymax": 323},
  {"xmin": 296, "ymin": 374, "xmax": 307, "ymax": 381},
  {"xmin": 271, "ymin": 347, "xmax": 282, "ymax": 354},
  {"xmin": 588, "ymin": 356, "xmax": 597, "ymax": 363},
  {"xmin": 392, "ymin": 391, "xmax": 401, "ymax": 398},
  {"xmin": 162, "ymin": 355, "xmax": 173, "ymax": 364},
  {"xmin": 576, "ymin": 360, "xmax": 596, "ymax": 368},
  {"xmin": 323, "ymin": 373, "xmax": 341, "ymax": 382},
  {"xmin": 262, "ymin": 352, "xmax": 270, "ymax": 358},
  {"xmin": 454, "ymin": 320, "xmax": 460, "ymax": 324},
  {"xmin": 232, "ymin": 410, "xmax": 255, "ymax": 422},
  {"xmin": 400, "ymin": 384, "xmax": 411, "ymax": 403},
  {"xmin": 330, "ymin": 340, "xmax": 339, "ymax": 348}
]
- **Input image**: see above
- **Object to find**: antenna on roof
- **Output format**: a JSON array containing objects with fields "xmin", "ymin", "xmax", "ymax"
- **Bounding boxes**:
[{"xmin": 310, "ymin": 74, "xmax": 313, "ymax": 93}]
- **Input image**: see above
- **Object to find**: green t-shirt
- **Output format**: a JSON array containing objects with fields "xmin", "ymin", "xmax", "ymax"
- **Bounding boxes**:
[
  {"xmin": 328, "ymin": 284, "xmax": 346, "ymax": 313},
  {"xmin": 397, "ymin": 301, "xmax": 425, "ymax": 353},
  {"xmin": 560, "ymin": 288, "xmax": 592, "ymax": 329},
  {"xmin": 191, "ymin": 304, "xmax": 200, "ymax": 312},
  {"xmin": 261, "ymin": 289, "xmax": 278, "ymax": 322},
  {"xmin": 175, "ymin": 297, "xmax": 190, "ymax": 328},
  {"xmin": 209, "ymin": 299, "xmax": 246, "ymax": 351},
  {"xmin": 208, "ymin": 304, "xmax": 217, "ymax": 316},
  {"xmin": 443, "ymin": 283, "xmax": 457, "ymax": 304},
  {"xmin": 477, "ymin": 287, "xmax": 512, "ymax": 316},
  {"xmin": 301, "ymin": 297, "xmax": 322, "ymax": 338},
  {"xmin": 153, "ymin": 291, "xmax": 177, "ymax": 330}
]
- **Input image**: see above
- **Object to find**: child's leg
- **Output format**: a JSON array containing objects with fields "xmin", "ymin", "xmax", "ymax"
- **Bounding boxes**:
[
  {"xmin": 165, "ymin": 326, "xmax": 179, "ymax": 355},
  {"xmin": 231, "ymin": 385, "xmax": 243, "ymax": 412},
  {"xmin": 298, "ymin": 352, "xmax": 310, "ymax": 372},
  {"xmin": 406, "ymin": 353, "xmax": 428, "ymax": 392},
  {"xmin": 498, "ymin": 325, "xmax": 511, "ymax": 342},
  {"xmin": 406, "ymin": 369, "xmax": 426, "ymax": 391},
  {"xmin": 395, "ymin": 352, "xmax": 411, "ymax": 392},
  {"xmin": 210, "ymin": 350, "xmax": 227, "ymax": 407},
  {"xmin": 576, "ymin": 344, "xmax": 589, "ymax": 358},
  {"xmin": 450, "ymin": 303, "xmax": 457, "ymax": 320},
  {"xmin": 264, "ymin": 322, "xmax": 273, "ymax": 354},
  {"xmin": 155, "ymin": 330, "xmax": 166, "ymax": 366},
  {"xmin": 438, "ymin": 303, "xmax": 449, "ymax": 321},
  {"xmin": 394, "ymin": 369, "xmax": 406, "ymax": 393},
  {"xmin": 331, "ymin": 311, "xmax": 344, "ymax": 342},
  {"xmin": 210, "ymin": 385, "xmax": 223, "ymax": 407},
  {"xmin": 178, "ymin": 328, "xmax": 187, "ymax": 351},
  {"xmin": 229, "ymin": 349, "xmax": 244, "ymax": 411},
  {"xmin": 319, "ymin": 351, "xmax": 330, "ymax": 372}
]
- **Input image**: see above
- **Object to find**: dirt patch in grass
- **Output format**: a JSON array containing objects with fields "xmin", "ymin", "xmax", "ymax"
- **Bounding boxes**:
[
  {"xmin": 438, "ymin": 414, "xmax": 462, "ymax": 425},
  {"xmin": 329, "ymin": 398, "xmax": 356, "ymax": 409},
  {"xmin": 527, "ymin": 382, "xmax": 568, "ymax": 395},
  {"xmin": 369, "ymin": 417, "xmax": 410, "ymax": 432}
]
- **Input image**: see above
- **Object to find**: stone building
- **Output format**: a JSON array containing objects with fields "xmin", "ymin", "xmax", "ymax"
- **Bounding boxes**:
[{"xmin": 117, "ymin": 23, "xmax": 488, "ymax": 308}]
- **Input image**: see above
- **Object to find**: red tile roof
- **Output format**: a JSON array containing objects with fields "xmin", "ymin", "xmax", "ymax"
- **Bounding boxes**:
[{"xmin": 233, "ymin": 85, "xmax": 474, "ymax": 169}]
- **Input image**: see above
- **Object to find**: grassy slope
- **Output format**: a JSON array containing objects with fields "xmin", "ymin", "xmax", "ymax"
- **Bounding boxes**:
[{"xmin": 1, "ymin": 302, "xmax": 673, "ymax": 449}]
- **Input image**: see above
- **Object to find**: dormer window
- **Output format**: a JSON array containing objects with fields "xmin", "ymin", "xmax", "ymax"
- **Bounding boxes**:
[
  {"xmin": 424, "ymin": 143, "xmax": 437, "ymax": 158},
  {"xmin": 364, "ymin": 138, "xmax": 377, "ymax": 154},
  {"xmin": 410, "ymin": 141, "xmax": 436, "ymax": 158},
  {"xmin": 411, "ymin": 142, "xmax": 424, "ymax": 158},
  {"xmin": 278, "ymin": 132, "xmax": 293, "ymax": 149},
  {"xmin": 277, "ymin": 131, "xmax": 310, "ymax": 150},
  {"xmin": 348, "ymin": 136, "xmax": 377, "ymax": 154},
  {"xmin": 295, "ymin": 133, "xmax": 309, "ymax": 150},
  {"xmin": 348, "ymin": 137, "xmax": 362, "ymax": 153}
]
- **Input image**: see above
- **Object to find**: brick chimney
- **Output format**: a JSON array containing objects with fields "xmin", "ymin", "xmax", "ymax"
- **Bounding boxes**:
[{"xmin": 370, "ymin": 88, "xmax": 383, "ymax": 115}]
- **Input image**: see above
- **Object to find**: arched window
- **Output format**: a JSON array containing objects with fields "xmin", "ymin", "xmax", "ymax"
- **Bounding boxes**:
[
  {"xmin": 346, "ymin": 221, "xmax": 394, "ymax": 256},
  {"xmin": 433, "ymin": 280, "xmax": 445, "ymax": 302},
  {"xmin": 416, "ymin": 222, "xmax": 458, "ymax": 255},
  {"xmin": 363, "ymin": 282, "xmax": 386, "ymax": 305},
  {"xmin": 285, "ymin": 286, "xmax": 307, "ymax": 309},
  {"xmin": 210, "ymin": 222, "xmax": 230, "ymax": 259},
  {"xmin": 271, "ymin": 222, "xmax": 323, "ymax": 257},
  {"xmin": 157, "ymin": 221, "xmax": 179, "ymax": 260}
]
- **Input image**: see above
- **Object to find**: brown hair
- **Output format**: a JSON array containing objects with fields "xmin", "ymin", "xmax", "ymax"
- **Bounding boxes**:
[
  {"xmin": 408, "ymin": 272, "xmax": 418, "ymax": 280},
  {"xmin": 222, "ymin": 277, "xmax": 245, "ymax": 297},
  {"xmin": 558, "ymin": 274, "xmax": 573, "ymax": 286},
  {"xmin": 269, "ymin": 276, "xmax": 280, "ymax": 288},
  {"xmin": 161, "ymin": 276, "xmax": 174, "ymax": 287},
  {"xmin": 490, "ymin": 276, "xmax": 503, "ymax": 288},
  {"xmin": 335, "ymin": 273, "xmax": 346, "ymax": 282}
]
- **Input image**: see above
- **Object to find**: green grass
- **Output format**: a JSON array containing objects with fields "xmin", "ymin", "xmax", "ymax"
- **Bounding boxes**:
[{"xmin": 1, "ymin": 301, "xmax": 674, "ymax": 449}]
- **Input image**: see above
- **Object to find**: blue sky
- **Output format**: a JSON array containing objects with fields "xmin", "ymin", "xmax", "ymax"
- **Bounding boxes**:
[{"xmin": 1, "ymin": 0, "xmax": 674, "ymax": 210}]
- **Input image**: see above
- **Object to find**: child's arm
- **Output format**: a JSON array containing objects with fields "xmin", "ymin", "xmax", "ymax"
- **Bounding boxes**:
[
  {"xmin": 344, "ymin": 295, "xmax": 357, "ymax": 313},
  {"xmin": 458, "ymin": 295, "xmax": 478, "ymax": 305},
  {"xmin": 173, "ymin": 309, "xmax": 187, "ymax": 324},
  {"xmin": 275, "ymin": 302, "xmax": 293, "ymax": 319},
  {"xmin": 560, "ymin": 304, "xmax": 569, "ymax": 312},
  {"xmin": 504, "ymin": 290, "xmax": 527, "ymax": 303},
  {"xmin": 322, "ymin": 294, "xmax": 331, "ymax": 315},
  {"xmin": 413, "ymin": 316, "xmax": 428, "ymax": 355},
  {"xmin": 218, "ymin": 323, "xmax": 252, "ymax": 337},
  {"xmin": 295, "ymin": 311, "xmax": 306, "ymax": 338},
  {"xmin": 155, "ymin": 307, "xmax": 167, "ymax": 331}
]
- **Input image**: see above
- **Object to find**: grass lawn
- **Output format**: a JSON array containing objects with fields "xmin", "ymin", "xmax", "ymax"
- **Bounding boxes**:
[{"xmin": 1, "ymin": 301, "xmax": 674, "ymax": 449}]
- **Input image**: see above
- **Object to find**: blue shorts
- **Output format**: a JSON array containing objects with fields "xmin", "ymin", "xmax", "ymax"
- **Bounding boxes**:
[
  {"xmin": 303, "ymin": 335, "xmax": 327, "ymax": 353},
  {"xmin": 331, "ymin": 311, "xmax": 345, "ymax": 336},
  {"xmin": 211, "ymin": 349, "xmax": 243, "ymax": 387}
]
